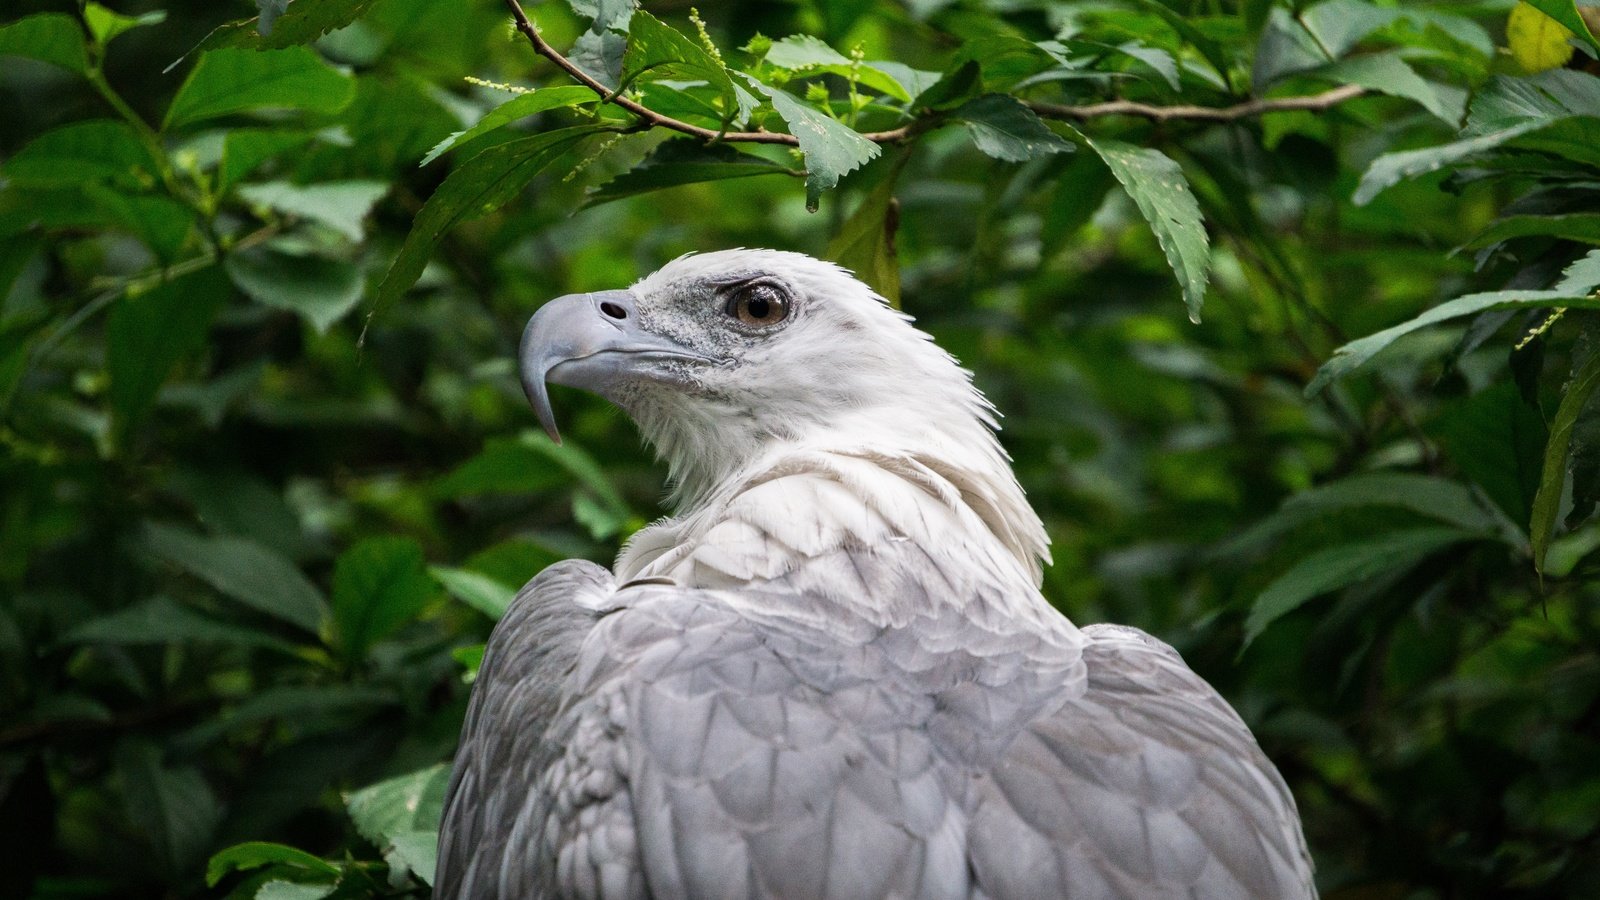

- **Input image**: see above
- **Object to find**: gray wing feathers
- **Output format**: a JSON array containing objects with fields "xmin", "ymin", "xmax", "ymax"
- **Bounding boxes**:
[
  {"xmin": 969, "ymin": 623, "xmax": 1315, "ymax": 899},
  {"xmin": 435, "ymin": 560, "xmax": 622, "ymax": 900}
]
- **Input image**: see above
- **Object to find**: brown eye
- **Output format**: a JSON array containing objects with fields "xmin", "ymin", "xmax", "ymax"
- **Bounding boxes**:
[{"xmin": 726, "ymin": 283, "xmax": 790, "ymax": 327}]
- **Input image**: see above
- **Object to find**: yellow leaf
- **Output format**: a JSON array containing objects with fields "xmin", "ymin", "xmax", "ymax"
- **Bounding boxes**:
[{"xmin": 1508, "ymin": 2, "xmax": 1576, "ymax": 73}]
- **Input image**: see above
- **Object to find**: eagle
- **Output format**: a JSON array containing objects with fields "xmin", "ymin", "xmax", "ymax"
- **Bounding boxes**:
[{"xmin": 435, "ymin": 249, "xmax": 1315, "ymax": 899}]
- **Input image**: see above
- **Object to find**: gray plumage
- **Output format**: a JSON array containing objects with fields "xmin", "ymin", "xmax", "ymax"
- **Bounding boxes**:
[{"xmin": 438, "ymin": 251, "xmax": 1314, "ymax": 899}]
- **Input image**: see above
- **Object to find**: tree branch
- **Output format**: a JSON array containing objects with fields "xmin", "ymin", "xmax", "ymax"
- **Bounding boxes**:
[{"xmin": 501, "ymin": 0, "xmax": 1365, "ymax": 145}]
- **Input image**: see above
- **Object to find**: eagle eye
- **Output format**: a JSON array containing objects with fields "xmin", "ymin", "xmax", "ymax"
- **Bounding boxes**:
[{"xmin": 725, "ymin": 282, "xmax": 790, "ymax": 327}]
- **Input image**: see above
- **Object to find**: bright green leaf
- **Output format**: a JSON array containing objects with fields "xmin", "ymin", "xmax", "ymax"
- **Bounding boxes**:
[
  {"xmin": 2, "ymin": 120, "xmax": 161, "ymax": 186},
  {"xmin": 164, "ymin": 47, "xmax": 356, "ymax": 130},
  {"xmin": 256, "ymin": 882, "xmax": 337, "ymax": 900},
  {"xmin": 345, "ymin": 765, "xmax": 449, "ymax": 867},
  {"xmin": 0, "ymin": 13, "xmax": 88, "ymax": 74},
  {"xmin": 1525, "ymin": 0, "xmax": 1600, "ymax": 54},
  {"xmin": 207, "ymin": 842, "xmax": 341, "ymax": 888},
  {"xmin": 621, "ymin": 11, "xmax": 738, "ymax": 124},
  {"xmin": 754, "ymin": 83, "xmax": 880, "ymax": 211},
  {"xmin": 82, "ymin": 4, "xmax": 167, "ymax": 47},
  {"xmin": 430, "ymin": 566, "xmax": 517, "ymax": 620}
]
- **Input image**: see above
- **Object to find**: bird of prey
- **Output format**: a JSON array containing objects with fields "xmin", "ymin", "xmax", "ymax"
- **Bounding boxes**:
[{"xmin": 436, "ymin": 249, "xmax": 1315, "ymax": 899}]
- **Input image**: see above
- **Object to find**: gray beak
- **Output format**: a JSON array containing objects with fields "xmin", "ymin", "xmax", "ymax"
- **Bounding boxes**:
[{"xmin": 518, "ymin": 290, "xmax": 715, "ymax": 444}]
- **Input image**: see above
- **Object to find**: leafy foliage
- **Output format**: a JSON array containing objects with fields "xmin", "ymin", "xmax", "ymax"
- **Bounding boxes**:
[{"xmin": 4, "ymin": 0, "xmax": 1600, "ymax": 898}]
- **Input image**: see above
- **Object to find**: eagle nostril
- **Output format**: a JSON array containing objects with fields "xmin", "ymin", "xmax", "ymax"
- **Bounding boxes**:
[{"xmin": 600, "ymin": 301, "xmax": 628, "ymax": 320}]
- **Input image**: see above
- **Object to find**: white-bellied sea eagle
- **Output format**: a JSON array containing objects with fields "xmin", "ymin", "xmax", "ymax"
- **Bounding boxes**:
[{"xmin": 435, "ymin": 249, "xmax": 1315, "ymax": 899}]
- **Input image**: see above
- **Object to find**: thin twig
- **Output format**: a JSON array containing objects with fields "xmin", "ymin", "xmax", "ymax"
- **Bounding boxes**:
[
  {"xmin": 501, "ymin": 0, "xmax": 1366, "ymax": 145},
  {"xmin": 1029, "ymin": 84, "xmax": 1367, "ymax": 123}
]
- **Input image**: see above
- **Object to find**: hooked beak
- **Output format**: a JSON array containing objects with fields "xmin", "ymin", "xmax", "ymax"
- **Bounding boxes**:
[{"xmin": 518, "ymin": 290, "xmax": 717, "ymax": 444}]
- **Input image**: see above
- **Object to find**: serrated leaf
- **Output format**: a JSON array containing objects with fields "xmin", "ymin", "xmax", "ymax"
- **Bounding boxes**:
[
  {"xmin": 761, "ymin": 35, "xmax": 932, "ymax": 102},
  {"xmin": 2, "ymin": 120, "xmax": 160, "ymax": 186},
  {"xmin": 953, "ymin": 94, "xmax": 1072, "ymax": 162},
  {"xmin": 164, "ymin": 47, "xmax": 356, "ymax": 130},
  {"xmin": 1556, "ymin": 250, "xmax": 1600, "ymax": 293},
  {"xmin": 1533, "ymin": 327, "xmax": 1600, "ymax": 574},
  {"xmin": 430, "ymin": 566, "xmax": 516, "ymax": 620},
  {"xmin": 0, "ymin": 13, "xmax": 88, "ymax": 74},
  {"xmin": 586, "ymin": 139, "xmax": 790, "ymax": 206},
  {"xmin": 375, "ymin": 125, "xmax": 607, "ymax": 308},
  {"xmin": 144, "ymin": 522, "xmax": 328, "ymax": 632},
  {"xmin": 207, "ymin": 842, "xmax": 340, "ymax": 888},
  {"xmin": 1081, "ymin": 136, "xmax": 1209, "ymax": 322},
  {"xmin": 331, "ymin": 536, "xmax": 437, "ymax": 658},
  {"xmin": 827, "ymin": 169, "xmax": 901, "ymax": 306},
  {"xmin": 384, "ymin": 830, "xmax": 438, "ymax": 887},
  {"xmin": 421, "ymin": 85, "xmax": 597, "ymax": 166},
  {"xmin": 1243, "ymin": 527, "xmax": 1472, "ymax": 647},
  {"xmin": 187, "ymin": 0, "xmax": 384, "ymax": 55},
  {"xmin": 620, "ymin": 11, "xmax": 737, "ymax": 125},
  {"xmin": 106, "ymin": 267, "xmax": 226, "ymax": 433},
  {"xmin": 345, "ymin": 765, "xmax": 449, "ymax": 854},
  {"xmin": 225, "ymin": 245, "xmax": 364, "ymax": 334},
  {"xmin": 753, "ymin": 83, "xmax": 879, "ymax": 211},
  {"xmin": 236, "ymin": 179, "xmax": 388, "ymax": 242},
  {"xmin": 1308, "ymin": 289, "xmax": 1600, "ymax": 393}
]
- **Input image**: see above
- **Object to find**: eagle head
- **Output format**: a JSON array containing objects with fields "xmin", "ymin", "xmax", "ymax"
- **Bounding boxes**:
[{"xmin": 520, "ymin": 249, "xmax": 1048, "ymax": 573}]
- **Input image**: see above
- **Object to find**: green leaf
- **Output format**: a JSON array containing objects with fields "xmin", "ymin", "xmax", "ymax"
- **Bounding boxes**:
[
  {"xmin": 1557, "ymin": 249, "xmax": 1600, "ymax": 293},
  {"xmin": 220, "ymin": 129, "xmax": 315, "ymax": 191},
  {"xmin": 2, "ymin": 120, "xmax": 161, "ymax": 186},
  {"xmin": 760, "ymin": 34, "xmax": 931, "ymax": 102},
  {"xmin": 82, "ymin": 3, "xmax": 166, "ymax": 47},
  {"xmin": 620, "ymin": 11, "xmax": 738, "ymax": 124},
  {"xmin": 1314, "ymin": 52, "xmax": 1462, "ymax": 124},
  {"xmin": 1308, "ymin": 289, "xmax": 1600, "ymax": 394},
  {"xmin": 953, "ymin": 94, "xmax": 1073, "ymax": 163},
  {"xmin": 827, "ymin": 167, "xmax": 902, "ymax": 306},
  {"xmin": 753, "ymin": 83, "xmax": 880, "ymax": 211},
  {"xmin": 1243, "ymin": 527, "xmax": 1472, "ymax": 647},
  {"xmin": 65, "ymin": 595, "xmax": 301, "ymax": 653},
  {"xmin": 164, "ymin": 47, "xmax": 356, "ymax": 130},
  {"xmin": 256, "ymin": 882, "xmax": 337, "ymax": 900},
  {"xmin": 106, "ymin": 267, "xmax": 227, "ymax": 434},
  {"xmin": 0, "ymin": 13, "xmax": 88, "ymax": 74},
  {"xmin": 182, "ymin": 685, "xmax": 395, "ymax": 747},
  {"xmin": 1251, "ymin": 7, "xmax": 1331, "ymax": 90},
  {"xmin": 207, "ymin": 842, "xmax": 340, "ymax": 888},
  {"xmin": 586, "ymin": 139, "xmax": 792, "ymax": 207},
  {"xmin": 1464, "ymin": 213, "xmax": 1600, "ymax": 250},
  {"xmin": 117, "ymin": 741, "xmax": 224, "ymax": 879},
  {"xmin": 188, "ymin": 0, "xmax": 384, "ymax": 55},
  {"xmin": 1526, "ymin": 0, "xmax": 1600, "ymax": 55},
  {"xmin": 236, "ymin": 180, "xmax": 389, "ymax": 242},
  {"xmin": 1432, "ymin": 383, "xmax": 1550, "ymax": 525},
  {"xmin": 1080, "ymin": 136, "xmax": 1210, "ymax": 322},
  {"xmin": 429, "ymin": 566, "xmax": 516, "ymax": 620},
  {"xmin": 87, "ymin": 186, "xmax": 196, "ymax": 263},
  {"xmin": 1299, "ymin": 0, "xmax": 1402, "ymax": 59},
  {"xmin": 1225, "ymin": 473, "xmax": 1513, "ymax": 555},
  {"xmin": 420, "ymin": 85, "xmax": 597, "ymax": 167},
  {"xmin": 225, "ymin": 245, "xmax": 365, "ymax": 334},
  {"xmin": 345, "ymin": 765, "xmax": 449, "ymax": 883},
  {"xmin": 519, "ymin": 430, "xmax": 631, "ymax": 521},
  {"xmin": 374, "ymin": 125, "xmax": 607, "ymax": 308},
  {"xmin": 331, "ymin": 536, "xmax": 437, "ymax": 658},
  {"xmin": 144, "ymin": 522, "xmax": 328, "ymax": 633},
  {"xmin": 1532, "ymin": 331, "xmax": 1600, "ymax": 574}
]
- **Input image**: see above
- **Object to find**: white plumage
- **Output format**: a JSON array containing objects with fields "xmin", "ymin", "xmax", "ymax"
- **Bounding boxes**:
[{"xmin": 437, "ymin": 249, "xmax": 1315, "ymax": 899}]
